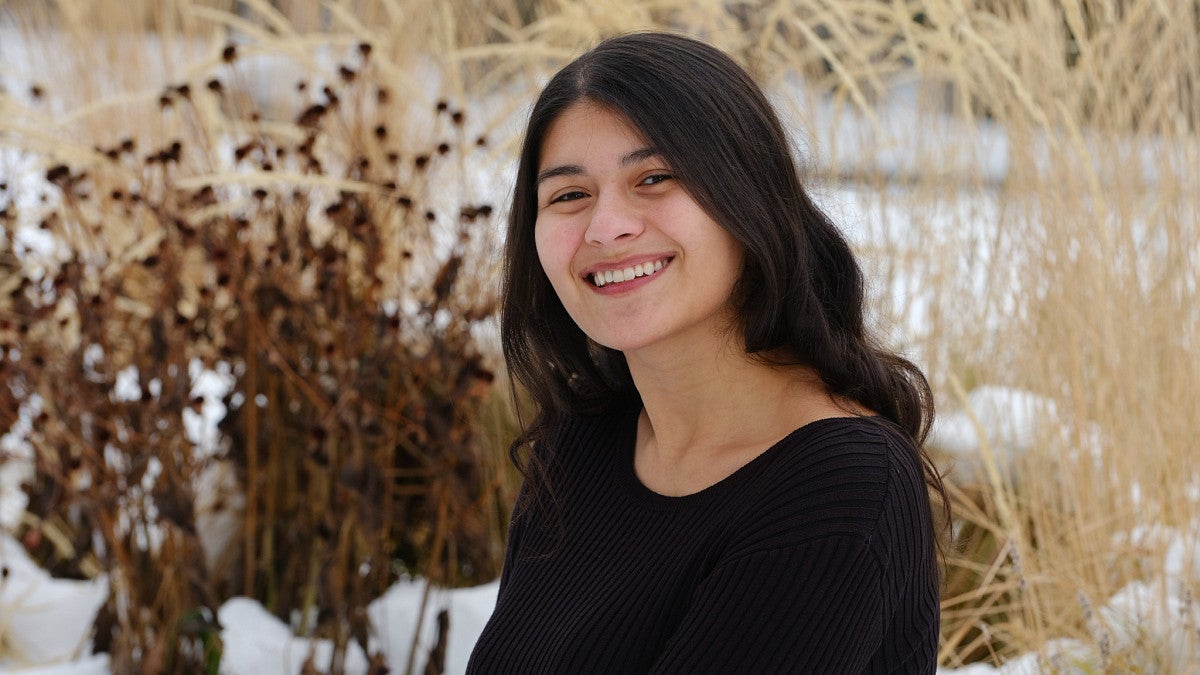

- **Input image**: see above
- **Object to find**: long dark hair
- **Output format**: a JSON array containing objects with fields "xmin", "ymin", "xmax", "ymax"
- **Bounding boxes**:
[{"xmin": 501, "ymin": 31, "xmax": 946, "ymax": 524}]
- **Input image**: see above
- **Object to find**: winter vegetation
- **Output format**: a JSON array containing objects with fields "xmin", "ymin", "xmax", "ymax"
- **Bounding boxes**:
[{"xmin": 1, "ymin": 0, "xmax": 1197, "ymax": 673}]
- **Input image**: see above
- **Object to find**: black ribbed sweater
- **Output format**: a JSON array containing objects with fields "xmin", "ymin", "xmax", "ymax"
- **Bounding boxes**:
[{"xmin": 467, "ymin": 406, "xmax": 940, "ymax": 673}]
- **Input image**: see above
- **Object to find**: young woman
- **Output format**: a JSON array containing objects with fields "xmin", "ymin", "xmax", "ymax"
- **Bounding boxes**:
[{"xmin": 468, "ymin": 31, "xmax": 946, "ymax": 673}]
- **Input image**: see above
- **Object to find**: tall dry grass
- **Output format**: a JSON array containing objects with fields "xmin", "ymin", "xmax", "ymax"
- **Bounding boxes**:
[
  {"xmin": 467, "ymin": 1, "xmax": 1200, "ymax": 664},
  {"xmin": 1, "ymin": 0, "xmax": 1198, "ymax": 671}
]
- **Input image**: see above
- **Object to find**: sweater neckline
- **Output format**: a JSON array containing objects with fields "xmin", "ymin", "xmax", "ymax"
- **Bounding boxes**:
[{"xmin": 616, "ymin": 408, "xmax": 882, "ymax": 507}]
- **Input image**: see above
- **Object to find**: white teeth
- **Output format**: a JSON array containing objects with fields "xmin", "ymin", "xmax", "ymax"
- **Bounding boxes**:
[{"xmin": 590, "ymin": 258, "xmax": 670, "ymax": 287}]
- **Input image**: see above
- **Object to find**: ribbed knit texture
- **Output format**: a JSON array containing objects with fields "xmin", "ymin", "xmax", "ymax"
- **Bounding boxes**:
[{"xmin": 467, "ymin": 406, "xmax": 939, "ymax": 674}]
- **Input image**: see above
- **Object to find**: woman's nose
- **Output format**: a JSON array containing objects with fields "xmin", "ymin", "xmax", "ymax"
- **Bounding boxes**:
[{"xmin": 584, "ymin": 191, "xmax": 645, "ymax": 246}]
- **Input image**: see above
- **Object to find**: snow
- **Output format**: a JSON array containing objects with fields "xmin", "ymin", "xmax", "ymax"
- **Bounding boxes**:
[
  {"xmin": 0, "ymin": 545, "xmax": 497, "ymax": 675},
  {"xmin": 0, "ymin": 656, "xmax": 111, "ymax": 675},
  {"xmin": 367, "ymin": 580, "xmax": 499, "ymax": 675},
  {"xmin": 217, "ymin": 598, "xmax": 370, "ymax": 674},
  {"xmin": 0, "ymin": 536, "xmax": 109, "ymax": 668},
  {"xmin": 0, "ymin": 399, "xmax": 38, "ymax": 532}
]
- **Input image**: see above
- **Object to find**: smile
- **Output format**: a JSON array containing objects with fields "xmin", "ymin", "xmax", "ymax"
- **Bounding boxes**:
[{"xmin": 588, "ymin": 257, "xmax": 671, "ymax": 288}]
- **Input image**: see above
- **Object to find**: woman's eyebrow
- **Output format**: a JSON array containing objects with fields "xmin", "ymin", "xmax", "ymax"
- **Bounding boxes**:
[
  {"xmin": 620, "ymin": 146, "xmax": 660, "ymax": 166},
  {"xmin": 536, "ymin": 164, "xmax": 583, "ymax": 186},
  {"xmin": 536, "ymin": 147, "xmax": 661, "ymax": 186}
]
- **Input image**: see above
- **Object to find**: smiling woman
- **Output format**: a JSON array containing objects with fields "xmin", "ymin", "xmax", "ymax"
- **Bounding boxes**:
[
  {"xmin": 533, "ymin": 102, "xmax": 744, "ymax": 356},
  {"xmin": 469, "ymin": 31, "xmax": 947, "ymax": 673}
]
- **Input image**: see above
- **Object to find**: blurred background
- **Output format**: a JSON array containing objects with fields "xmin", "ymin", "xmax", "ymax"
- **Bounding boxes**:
[{"xmin": 0, "ymin": 1, "xmax": 1197, "ymax": 673}]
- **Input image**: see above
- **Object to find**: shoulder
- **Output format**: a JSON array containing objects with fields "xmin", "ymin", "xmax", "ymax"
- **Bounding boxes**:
[{"xmin": 728, "ymin": 416, "xmax": 932, "ymax": 557}]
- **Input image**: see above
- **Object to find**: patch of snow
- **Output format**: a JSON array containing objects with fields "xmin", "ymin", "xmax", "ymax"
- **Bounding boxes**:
[
  {"xmin": 0, "ymin": 535, "xmax": 109, "ymax": 668},
  {"xmin": 367, "ymin": 579, "xmax": 498, "ymax": 675},
  {"xmin": 110, "ymin": 367, "xmax": 141, "ymax": 403},
  {"xmin": 939, "ymin": 638, "xmax": 1095, "ymax": 674},
  {"xmin": 217, "ymin": 597, "xmax": 369, "ymax": 675},
  {"xmin": 183, "ymin": 359, "xmax": 235, "ymax": 458},
  {"xmin": 929, "ymin": 385, "xmax": 1055, "ymax": 485},
  {"xmin": 1101, "ymin": 579, "xmax": 1200, "ymax": 669},
  {"xmin": 933, "ymin": 385, "xmax": 1058, "ymax": 456},
  {"xmin": 193, "ymin": 461, "xmax": 242, "ymax": 576},
  {"xmin": 0, "ymin": 654, "xmax": 110, "ymax": 675},
  {"xmin": 0, "ymin": 397, "xmax": 40, "ymax": 531},
  {"xmin": 1164, "ymin": 524, "xmax": 1200, "ymax": 588}
]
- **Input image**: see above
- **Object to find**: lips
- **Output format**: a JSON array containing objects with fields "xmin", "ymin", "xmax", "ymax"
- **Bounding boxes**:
[{"xmin": 587, "ymin": 257, "xmax": 672, "ymax": 287}]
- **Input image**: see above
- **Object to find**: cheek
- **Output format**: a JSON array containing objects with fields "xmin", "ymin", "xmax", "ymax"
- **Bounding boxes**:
[
  {"xmin": 533, "ymin": 227, "xmax": 573, "ymax": 309},
  {"xmin": 534, "ymin": 221, "xmax": 574, "ymax": 281},
  {"xmin": 533, "ymin": 224, "xmax": 554, "ymax": 276}
]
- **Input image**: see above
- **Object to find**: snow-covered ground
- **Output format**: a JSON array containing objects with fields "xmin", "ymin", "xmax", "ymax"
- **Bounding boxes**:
[{"xmin": 1, "ymin": 527, "xmax": 499, "ymax": 674}]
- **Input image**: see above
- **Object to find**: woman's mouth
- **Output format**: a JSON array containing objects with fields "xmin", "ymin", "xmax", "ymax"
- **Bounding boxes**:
[{"xmin": 588, "ymin": 257, "xmax": 672, "ymax": 288}]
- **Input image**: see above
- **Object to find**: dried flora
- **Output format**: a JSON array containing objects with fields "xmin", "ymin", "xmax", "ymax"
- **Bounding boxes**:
[{"xmin": 1, "ymin": 20, "xmax": 510, "ymax": 674}]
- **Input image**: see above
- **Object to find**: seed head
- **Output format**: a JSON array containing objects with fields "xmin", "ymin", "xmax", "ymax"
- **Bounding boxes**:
[
  {"xmin": 297, "ymin": 104, "xmax": 327, "ymax": 129},
  {"xmin": 46, "ymin": 165, "xmax": 71, "ymax": 185}
]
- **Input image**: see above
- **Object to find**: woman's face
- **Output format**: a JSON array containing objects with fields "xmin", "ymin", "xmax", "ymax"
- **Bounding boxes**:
[{"xmin": 534, "ymin": 102, "xmax": 744, "ymax": 357}]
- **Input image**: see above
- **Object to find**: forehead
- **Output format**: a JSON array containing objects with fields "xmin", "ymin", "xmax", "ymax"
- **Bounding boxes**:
[{"xmin": 538, "ymin": 102, "xmax": 650, "ymax": 169}]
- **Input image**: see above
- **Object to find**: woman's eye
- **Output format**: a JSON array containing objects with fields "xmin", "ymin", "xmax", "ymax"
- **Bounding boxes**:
[
  {"xmin": 549, "ymin": 190, "xmax": 588, "ymax": 204},
  {"xmin": 640, "ymin": 173, "xmax": 673, "ymax": 186}
]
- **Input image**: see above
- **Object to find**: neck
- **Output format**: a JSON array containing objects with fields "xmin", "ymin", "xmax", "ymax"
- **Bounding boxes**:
[{"xmin": 624, "ymin": 332, "xmax": 840, "ymax": 461}]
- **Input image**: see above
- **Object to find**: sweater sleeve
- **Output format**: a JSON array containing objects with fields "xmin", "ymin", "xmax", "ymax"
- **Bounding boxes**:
[{"xmin": 648, "ymin": 535, "xmax": 886, "ymax": 674}]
